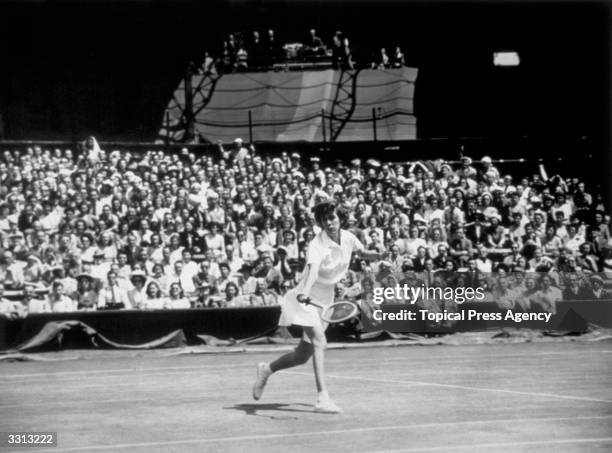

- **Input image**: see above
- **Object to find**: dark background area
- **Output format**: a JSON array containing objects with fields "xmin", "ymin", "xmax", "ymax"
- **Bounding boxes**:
[{"xmin": 0, "ymin": 1, "xmax": 609, "ymax": 154}]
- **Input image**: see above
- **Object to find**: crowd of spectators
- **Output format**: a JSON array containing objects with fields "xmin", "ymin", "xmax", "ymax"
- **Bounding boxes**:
[
  {"xmin": 201, "ymin": 28, "xmax": 405, "ymax": 73},
  {"xmin": 0, "ymin": 135, "xmax": 611, "ymax": 319}
]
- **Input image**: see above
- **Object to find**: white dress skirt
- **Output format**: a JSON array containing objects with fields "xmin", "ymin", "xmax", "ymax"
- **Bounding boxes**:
[{"xmin": 278, "ymin": 282, "xmax": 334, "ymax": 328}]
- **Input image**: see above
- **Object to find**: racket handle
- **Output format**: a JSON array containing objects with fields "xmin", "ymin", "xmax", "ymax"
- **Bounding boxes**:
[
  {"xmin": 305, "ymin": 300, "xmax": 323, "ymax": 309},
  {"xmin": 297, "ymin": 295, "xmax": 323, "ymax": 309}
]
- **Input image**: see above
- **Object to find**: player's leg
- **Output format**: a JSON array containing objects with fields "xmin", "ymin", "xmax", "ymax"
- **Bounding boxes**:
[
  {"xmin": 252, "ymin": 339, "xmax": 312, "ymax": 400},
  {"xmin": 302, "ymin": 324, "xmax": 326, "ymax": 393},
  {"xmin": 303, "ymin": 323, "xmax": 342, "ymax": 413},
  {"xmin": 270, "ymin": 339, "xmax": 313, "ymax": 372}
]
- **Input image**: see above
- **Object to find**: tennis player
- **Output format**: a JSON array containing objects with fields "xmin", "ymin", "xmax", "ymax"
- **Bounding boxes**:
[{"xmin": 252, "ymin": 200, "xmax": 383, "ymax": 413}]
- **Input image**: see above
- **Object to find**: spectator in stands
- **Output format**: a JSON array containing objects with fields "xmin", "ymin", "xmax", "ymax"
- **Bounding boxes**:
[
  {"xmin": 0, "ymin": 285, "xmax": 21, "ymax": 318},
  {"xmin": 248, "ymin": 30, "xmax": 265, "ymax": 68},
  {"xmin": 265, "ymin": 29, "xmax": 280, "ymax": 67},
  {"xmin": 235, "ymin": 46, "xmax": 248, "ymax": 71},
  {"xmin": 193, "ymin": 281, "xmax": 213, "ymax": 308},
  {"xmin": 223, "ymin": 281, "xmax": 245, "ymax": 307},
  {"xmin": 533, "ymin": 274, "xmax": 561, "ymax": 314},
  {"xmin": 377, "ymin": 48, "xmax": 390, "ymax": 69},
  {"xmin": 249, "ymin": 279, "xmax": 277, "ymax": 306},
  {"xmin": 98, "ymin": 270, "xmax": 130, "ymax": 309},
  {"xmin": 562, "ymin": 274, "xmax": 592, "ymax": 301},
  {"xmin": 166, "ymin": 282, "xmax": 191, "ymax": 309},
  {"xmin": 127, "ymin": 270, "xmax": 147, "ymax": 309},
  {"xmin": 588, "ymin": 274, "xmax": 609, "ymax": 300},
  {"xmin": 143, "ymin": 281, "xmax": 165, "ymax": 309},
  {"xmin": 0, "ymin": 251, "xmax": 24, "ymax": 289},
  {"xmin": 391, "ymin": 46, "xmax": 405, "ymax": 68},
  {"xmin": 223, "ymin": 34, "xmax": 238, "ymax": 70},
  {"xmin": 0, "ymin": 135, "xmax": 609, "ymax": 321},
  {"xmin": 48, "ymin": 280, "xmax": 77, "ymax": 312},
  {"xmin": 24, "ymin": 287, "xmax": 50, "ymax": 313},
  {"xmin": 75, "ymin": 273, "xmax": 98, "ymax": 310},
  {"xmin": 305, "ymin": 29, "xmax": 325, "ymax": 57}
]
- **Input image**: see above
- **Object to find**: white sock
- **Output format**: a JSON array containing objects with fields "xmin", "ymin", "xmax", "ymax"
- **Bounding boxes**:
[{"xmin": 318, "ymin": 390, "xmax": 329, "ymax": 400}]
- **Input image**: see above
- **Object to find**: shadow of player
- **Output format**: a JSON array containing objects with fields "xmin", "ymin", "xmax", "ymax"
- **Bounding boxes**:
[{"xmin": 225, "ymin": 403, "xmax": 315, "ymax": 420}]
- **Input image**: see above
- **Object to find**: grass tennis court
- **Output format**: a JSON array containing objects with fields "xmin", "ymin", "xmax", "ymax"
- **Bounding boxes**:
[{"xmin": 1, "ymin": 341, "xmax": 612, "ymax": 452}]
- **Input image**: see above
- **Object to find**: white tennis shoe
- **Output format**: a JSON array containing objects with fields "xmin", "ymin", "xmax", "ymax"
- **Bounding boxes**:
[
  {"xmin": 252, "ymin": 362, "xmax": 272, "ymax": 400},
  {"xmin": 315, "ymin": 394, "xmax": 343, "ymax": 414}
]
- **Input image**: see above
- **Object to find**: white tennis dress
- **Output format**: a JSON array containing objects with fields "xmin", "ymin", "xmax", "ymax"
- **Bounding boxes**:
[{"xmin": 279, "ymin": 229, "xmax": 364, "ymax": 327}]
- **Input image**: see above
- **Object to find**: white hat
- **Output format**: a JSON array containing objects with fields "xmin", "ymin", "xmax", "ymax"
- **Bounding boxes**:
[{"xmin": 481, "ymin": 156, "xmax": 492, "ymax": 164}]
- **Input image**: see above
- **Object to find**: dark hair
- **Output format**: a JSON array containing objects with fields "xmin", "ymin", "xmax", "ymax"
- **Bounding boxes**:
[
  {"xmin": 312, "ymin": 200, "xmax": 348, "ymax": 226},
  {"xmin": 146, "ymin": 281, "xmax": 162, "ymax": 298}
]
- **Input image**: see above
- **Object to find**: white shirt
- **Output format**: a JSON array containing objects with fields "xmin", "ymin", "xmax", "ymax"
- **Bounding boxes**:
[
  {"xmin": 49, "ymin": 295, "xmax": 77, "ymax": 313},
  {"xmin": 98, "ymin": 286, "xmax": 131, "ymax": 309},
  {"xmin": 28, "ymin": 298, "xmax": 51, "ymax": 313},
  {"xmin": 405, "ymin": 238, "xmax": 427, "ymax": 259},
  {"xmin": 306, "ymin": 229, "xmax": 364, "ymax": 285}
]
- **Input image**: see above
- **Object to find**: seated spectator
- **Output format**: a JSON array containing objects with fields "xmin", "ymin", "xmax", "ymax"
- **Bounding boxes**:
[
  {"xmin": 0, "ymin": 138, "xmax": 608, "ymax": 317},
  {"xmin": 249, "ymin": 279, "xmax": 277, "ymax": 306},
  {"xmin": 494, "ymin": 275, "xmax": 517, "ymax": 309},
  {"xmin": 166, "ymin": 282, "xmax": 191, "ymax": 309},
  {"xmin": 391, "ymin": 46, "xmax": 405, "ymax": 68},
  {"xmin": 222, "ymin": 281, "xmax": 247, "ymax": 308},
  {"xmin": 24, "ymin": 287, "xmax": 50, "ymax": 313},
  {"xmin": 142, "ymin": 281, "xmax": 166, "ymax": 309},
  {"xmin": 98, "ymin": 270, "xmax": 131, "ymax": 309},
  {"xmin": 48, "ymin": 280, "xmax": 77, "ymax": 312},
  {"xmin": 304, "ymin": 28, "xmax": 326, "ymax": 57},
  {"xmin": 377, "ymin": 48, "xmax": 390, "ymax": 69},
  {"xmin": 562, "ymin": 274, "xmax": 592, "ymax": 301},
  {"xmin": 75, "ymin": 272, "xmax": 98, "ymax": 310},
  {"xmin": 0, "ymin": 285, "xmax": 22, "ymax": 318},
  {"xmin": 588, "ymin": 274, "xmax": 610, "ymax": 300},
  {"xmin": 0, "ymin": 251, "xmax": 24, "ymax": 289},
  {"xmin": 127, "ymin": 270, "xmax": 148, "ymax": 309},
  {"xmin": 532, "ymin": 274, "xmax": 561, "ymax": 314}
]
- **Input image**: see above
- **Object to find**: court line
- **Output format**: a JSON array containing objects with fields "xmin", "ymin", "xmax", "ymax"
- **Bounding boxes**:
[
  {"xmin": 0, "ymin": 397, "xmax": 152, "ymax": 410},
  {"xmin": 19, "ymin": 415, "xmax": 612, "ymax": 452},
  {"xmin": 0, "ymin": 363, "xmax": 250, "ymax": 379},
  {"xmin": 284, "ymin": 371, "xmax": 612, "ymax": 404},
  {"xmin": 3, "ymin": 348, "xmax": 610, "ymax": 380},
  {"xmin": 7, "ymin": 367, "xmax": 607, "ymax": 390},
  {"xmin": 0, "ymin": 389, "xmax": 317, "ymax": 410},
  {"xmin": 369, "ymin": 437, "xmax": 612, "ymax": 453}
]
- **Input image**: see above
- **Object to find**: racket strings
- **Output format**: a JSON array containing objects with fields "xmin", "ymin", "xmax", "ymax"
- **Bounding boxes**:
[{"xmin": 323, "ymin": 301, "xmax": 359, "ymax": 323}]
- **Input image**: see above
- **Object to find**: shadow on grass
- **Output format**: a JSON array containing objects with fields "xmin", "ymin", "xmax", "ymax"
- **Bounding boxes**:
[{"xmin": 225, "ymin": 403, "xmax": 316, "ymax": 420}]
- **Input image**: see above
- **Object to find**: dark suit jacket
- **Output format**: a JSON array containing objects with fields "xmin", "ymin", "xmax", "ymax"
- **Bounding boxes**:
[
  {"xmin": 466, "ymin": 224, "xmax": 487, "ymax": 245},
  {"xmin": 562, "ymin": 286, "xmax": 593, "ymax": 301},
  {"xmin": 179, "ymin": 231, "xmax": 205, "ymax": 253},
  {"xmin": 412, "ymin": 257, "xmax": 428, "ymax": 272},
  {"xmin": 121, "ymin": 245, "xmax": 142, "ymax": 266}
]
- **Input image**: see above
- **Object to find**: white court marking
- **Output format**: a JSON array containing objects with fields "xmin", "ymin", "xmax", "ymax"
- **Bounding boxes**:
[
  {"xmin": 369, "ymin": 437, "xmax": 612, "ymax": 453},
  {"xmin": 14, "ymin": 415, "xmax": 612, "ymax": 452},
  {"xmin": 0, "ymin": 389, "xmax": 317, "ymax": 410},
  {"xmin": 0, "ymin": 397, "xmax": 152, "ymax": 410},
  {"xmin": 284, "ymin": 371, "xmax": 612, "ymax": 404},
  {"xmin": 2, "ymin": 347, "xmax": 610, "ymax": 381}
]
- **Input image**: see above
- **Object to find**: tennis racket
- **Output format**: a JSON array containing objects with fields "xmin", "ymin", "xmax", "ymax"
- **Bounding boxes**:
[{"xmin": 298, "ymin": 296, "xmax": 360, "ymax": 323}]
